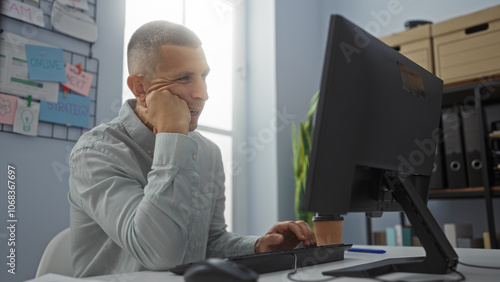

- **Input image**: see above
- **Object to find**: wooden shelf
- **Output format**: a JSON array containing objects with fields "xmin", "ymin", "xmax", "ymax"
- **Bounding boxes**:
[
  {"xmin": 442, "ymin": 80, "xmax": 500, "ymax": 107},
  {"xmin": 429, "ymin": 186, "xmax": 500, "ymax": 199}
]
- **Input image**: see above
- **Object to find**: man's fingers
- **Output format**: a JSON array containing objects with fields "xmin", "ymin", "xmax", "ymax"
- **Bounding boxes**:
[
  {"xmin": 266, "ymin": 233, "xmax": 284, "ymax": 246},
  {"xmin": 284, "ymin": 221, "xmax": 316, "ymax": 246},
  {"xmin": 284, "ymin": 221, "xmax": 306, "ymax": 240},
  {"xmin": 135, "ymin": 104, "xmax": 148, "ymax": 118},
  {"xmin": 295, "ymin": 221, "xmax": 316, "ymax": 245}
]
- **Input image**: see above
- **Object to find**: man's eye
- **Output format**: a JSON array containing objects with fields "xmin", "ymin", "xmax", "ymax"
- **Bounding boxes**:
[{"xmin": 177, "ymin": 76, "xmax": 190, "ymax": 81}]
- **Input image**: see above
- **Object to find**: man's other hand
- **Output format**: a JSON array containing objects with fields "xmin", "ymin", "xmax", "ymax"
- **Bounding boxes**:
[{"xmin": 254, "ymin": 221, "xmax": 316, "ymax": 253}]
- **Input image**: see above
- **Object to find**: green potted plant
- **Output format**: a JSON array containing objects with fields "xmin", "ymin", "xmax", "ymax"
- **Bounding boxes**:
[{"xmin": 291, "ymin": 91, "xmax": 319, "ymax": 228}]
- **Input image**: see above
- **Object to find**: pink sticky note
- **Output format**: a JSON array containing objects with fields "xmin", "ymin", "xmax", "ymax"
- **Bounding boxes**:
[
  {"xmin": 61, "ymin": 63, "xmax": 94, "ymax": 96},
  {"xmin": 0, "ymin": 93, "xmax": 18, "ymax": 125}
]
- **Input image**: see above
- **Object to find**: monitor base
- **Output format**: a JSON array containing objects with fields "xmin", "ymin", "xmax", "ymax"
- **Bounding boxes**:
[{"xmin": 323, "ymin": 257, "xmax": 427, "ymax": 278}]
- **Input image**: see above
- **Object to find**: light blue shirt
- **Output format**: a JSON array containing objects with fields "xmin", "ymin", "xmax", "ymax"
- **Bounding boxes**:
[{"xmin": 68, "ymin": 99, "xmax": 258, "ymax": 277}]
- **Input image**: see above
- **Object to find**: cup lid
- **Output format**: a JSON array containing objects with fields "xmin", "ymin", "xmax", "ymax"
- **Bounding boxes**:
[{"xmin": 312, "ymin": 214, "xmax": 344, "ymax": 221}]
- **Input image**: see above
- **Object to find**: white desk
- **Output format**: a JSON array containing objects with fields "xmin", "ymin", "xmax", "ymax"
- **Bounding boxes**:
[{"xmin": 86, "ymin": 245, "xmax": 500, "ymax": 282}]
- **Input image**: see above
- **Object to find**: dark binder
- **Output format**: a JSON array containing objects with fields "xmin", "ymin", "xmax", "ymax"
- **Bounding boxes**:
[
  {"xmin": 460, "ymin": 106, "xmax": 483, "ymax": 187},
  {"xmin": 441, "ymin": 107, "xmax": 467, "ymax": 188},
  {"xmin": 429, "ymin": 141, "xmax": 446, "ymax": 189}
]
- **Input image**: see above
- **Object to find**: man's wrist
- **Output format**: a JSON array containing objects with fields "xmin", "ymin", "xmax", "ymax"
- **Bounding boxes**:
[{"xmin": 254, "ymin": 237, "xmax": 262, "ymax": 253}]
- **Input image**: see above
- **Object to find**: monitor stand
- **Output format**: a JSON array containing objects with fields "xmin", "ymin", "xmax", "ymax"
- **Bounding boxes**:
[{"xmin": 323, "ymin": 171, "xmax": 459, "ymax": 278}]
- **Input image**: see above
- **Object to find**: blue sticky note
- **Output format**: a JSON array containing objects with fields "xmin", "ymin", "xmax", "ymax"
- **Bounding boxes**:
[
  {"xmin": 40, "ymin": 92, "xmax": 90, "ymax": 128},
  {"xmin": 25, "ymin": 45, "xmax": 67, "ymax": 82}
]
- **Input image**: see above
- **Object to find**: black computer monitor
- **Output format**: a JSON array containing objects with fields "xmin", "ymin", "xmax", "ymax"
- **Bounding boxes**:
[{"xmin": 301, "ymin": 15, "xmax": 459, "ymax": 278}]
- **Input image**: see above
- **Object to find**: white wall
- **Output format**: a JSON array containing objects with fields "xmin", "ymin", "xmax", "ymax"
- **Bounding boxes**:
[
  {"xmin": 0, "ymin": 1, "xmax": 125, "ymax": 281},
  {"xmin": 244, "ymin": 0, "xmax": 280, "ymax": 236},
  {"xmin": 275, "ymin": 0, "xmax": 324, "ymax": 225}
]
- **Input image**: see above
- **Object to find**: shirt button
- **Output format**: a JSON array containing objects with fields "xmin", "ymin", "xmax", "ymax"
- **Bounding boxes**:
[
  {"xmin": 192, "ymin": 154, "xmax": 197, "ymax": 160},
  {"xmin": 146, "ymin": 149, "xmax": 152, "ymax": 155},
  {"xmin": 193, "ymin": 192, "xmax": 198, "ymax": 198}
]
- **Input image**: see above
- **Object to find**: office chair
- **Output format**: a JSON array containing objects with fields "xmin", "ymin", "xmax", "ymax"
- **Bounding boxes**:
[{"xmin": 36, "ymin": 227, "xmax": 74, "ymax": 277}]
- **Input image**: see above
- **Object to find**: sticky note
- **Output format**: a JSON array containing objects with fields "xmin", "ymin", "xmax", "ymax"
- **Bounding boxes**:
[
  {"xmin": 25, "ymin": 45, "xmax": 67, "ymax": 82},
  {"xmin": 61, "ymin": 63, "xmax": 94, "ymax": 96},
  {"xmin": 0, "ymin": 93, "xmax": 18, "ymax": 125},
  {"xmin": 13, "ymin": 97, "xmax": 40, "ymax": 136},
  {"xmin": 40, "ymin": 92, "xmax": 91, "ymax": 128}
]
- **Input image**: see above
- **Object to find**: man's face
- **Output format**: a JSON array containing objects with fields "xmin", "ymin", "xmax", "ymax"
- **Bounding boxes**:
[{"xmin": 146, "ymin": 45, "xmax": 210, "ymax": 131}]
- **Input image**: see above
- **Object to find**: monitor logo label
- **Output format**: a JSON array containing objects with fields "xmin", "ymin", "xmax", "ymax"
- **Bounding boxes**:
[{"xmin": 398, "ymin": 62, "xmax": 425, "ymax": 98}]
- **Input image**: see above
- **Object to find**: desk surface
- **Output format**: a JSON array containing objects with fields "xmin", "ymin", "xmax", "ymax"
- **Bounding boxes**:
[{"xmin": 85, "ymin": 245, "xmax": 500, "ymax": 282}]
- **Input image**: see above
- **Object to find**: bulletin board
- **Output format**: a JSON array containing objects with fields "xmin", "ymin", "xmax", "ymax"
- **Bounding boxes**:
[{"xmin": 0, "ymin": 0, "xmax": 99, "ymax": 142}]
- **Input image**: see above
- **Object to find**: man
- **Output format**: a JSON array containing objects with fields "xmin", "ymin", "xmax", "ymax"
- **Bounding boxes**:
[{"xmin": 68, "ymin": 20, "xmax": 316, "ymax": 278}]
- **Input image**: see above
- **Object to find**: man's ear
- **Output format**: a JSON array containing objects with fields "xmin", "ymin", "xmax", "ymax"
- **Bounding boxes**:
[{"xmin": 127, "ymin": 75, "xmax": 147, "ymax": 103}]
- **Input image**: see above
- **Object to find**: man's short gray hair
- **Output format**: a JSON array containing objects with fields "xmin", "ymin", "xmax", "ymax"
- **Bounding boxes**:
[{"xmin": 127, "ymin": 20, "xmax": 202, "ymax": 78}]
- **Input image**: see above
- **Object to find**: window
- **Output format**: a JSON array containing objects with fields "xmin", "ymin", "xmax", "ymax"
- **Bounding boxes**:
[{"xmin": 123, "ymin": 0, "xmax": 245, "ymax": 231}]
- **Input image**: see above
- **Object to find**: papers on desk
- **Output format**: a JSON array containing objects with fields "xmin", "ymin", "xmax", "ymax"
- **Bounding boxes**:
[{"xmin": 25, "ymin": 273, "xmax": 101, "ymax": 282}]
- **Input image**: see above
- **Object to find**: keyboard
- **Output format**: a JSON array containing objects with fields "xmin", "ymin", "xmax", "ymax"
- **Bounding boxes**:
[{"xmin": 169, "ymin": 243, "xmax": 352, "ymax": 275}]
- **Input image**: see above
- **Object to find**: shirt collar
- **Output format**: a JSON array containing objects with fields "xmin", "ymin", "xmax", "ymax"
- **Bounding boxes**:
[{"xmin": 119, "ymin": 99, "xmax": 155, "ymax": 155}]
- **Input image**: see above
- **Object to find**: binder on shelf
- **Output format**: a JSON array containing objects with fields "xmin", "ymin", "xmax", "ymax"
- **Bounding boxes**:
[
  {"xmin": 385, "ymin": 227, "xmax": 397, "ymax": 246},
  {"xmin": 457, "ymin": 237, "xmax": 472, "ymax": 248},
  {"xmin": 402, "ymin": 226, "xmax": 413, "ymax": 246},
  {"xmin": 444, "ymin": 223, "xmax": 473, "ymax": 248},
  {"xmin": 429, "ymin": 141, "xmax": 446, "ymax": 189},
  {"xmin": 373, "ymin": 231, "xmax": 387, "ymax": 246},
  {"xmin": 492, "ymin": 121, "xmax": 500, "ymax": 186},
  {"xmin": 490, "ymin": 130, "xmax": 500, "ymax": 139},
  {"xmin": 483, "ymin": 232, "xmax": 500, "ymax": 249},
  {"xmin": 460, "ymin": 106, "xmax": 483, "ymax": 187},
  {"xmin": 442, "ymin": 107, "xmax": 468, "ymax": 188}
]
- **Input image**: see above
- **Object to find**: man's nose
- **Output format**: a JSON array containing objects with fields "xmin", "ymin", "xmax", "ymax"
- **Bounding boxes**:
[{"xmin": 192, "ymin": 79, "xmax": 209, "ymax": 101}]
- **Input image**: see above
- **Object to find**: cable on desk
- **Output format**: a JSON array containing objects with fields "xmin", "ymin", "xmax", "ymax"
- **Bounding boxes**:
[
  {"xmin": 458, "ymin": 261, "xmax": 500, "ymax": 270},
  {"xmin": 286, "ymin": 253, "xmax": 339, "ymax": 282}
]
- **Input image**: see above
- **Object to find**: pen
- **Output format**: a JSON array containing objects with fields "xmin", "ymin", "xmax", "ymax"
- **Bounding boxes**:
[{"xmin": 348, "ymin": 247, "xmax": 386, "ymax": 254}]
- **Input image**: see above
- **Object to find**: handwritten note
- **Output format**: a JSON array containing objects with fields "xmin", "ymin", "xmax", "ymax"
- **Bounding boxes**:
[
  {"xmin": 25, "ymin": 45, "xmax": 67, "ymax": 82},
  {"xmin": 13, "ymin": 97, "xmax": 40, "ymax": 136},
  {"xmin": 61, "ymin": 63, "xmax": 94, "ymax": 96},
  {"xmin": 51, "ymin": 0, "xmax": 98, "ymax": 42},
  {"xmin": 0, "ymin": 93, "xmax": 18, "ymax": 125},
  {"xmin": 56, "ymin": 0, "xmax": 89, "ymax": 11},
  {"xmin": 0, "ymin": 32, "xmax": 59, "ymax": 103},
  {"xmin": 40, "ymin": 92, "xmax": 90, "ymax": 128},
  {"xmin": 1, "ymin": 0, "xmax": 45, "ymax": 27}
]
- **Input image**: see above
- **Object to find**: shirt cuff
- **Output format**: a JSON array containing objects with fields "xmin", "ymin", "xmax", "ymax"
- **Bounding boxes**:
[
  {"xmin": 239, "ymin": 235, "xmax": 260, "ymax": 255},
  {"xmin": 153, "ymin": 133, "xmax": 198, "ymax": 171}
]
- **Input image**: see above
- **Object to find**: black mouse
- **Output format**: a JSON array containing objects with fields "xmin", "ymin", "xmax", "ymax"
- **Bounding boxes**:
[{"xmin": 184, "ymin": 258, "xmax": 259, "ymax": 282}]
